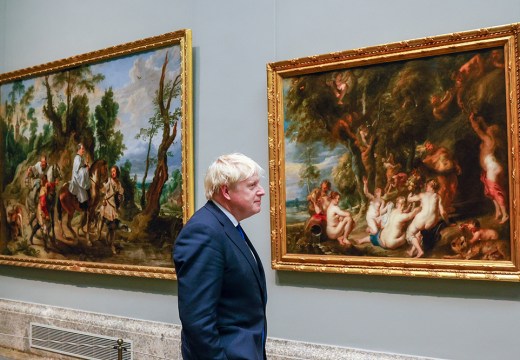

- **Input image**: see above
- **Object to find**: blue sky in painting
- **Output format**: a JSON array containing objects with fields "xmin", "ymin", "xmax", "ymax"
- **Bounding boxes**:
[
  {"xmin": 96, "ymin": 55, "xmax": 136, "ymax": 89},
  {"xmin": 285, "ymin": 140, "xmax": 344, "ymax": 201}
]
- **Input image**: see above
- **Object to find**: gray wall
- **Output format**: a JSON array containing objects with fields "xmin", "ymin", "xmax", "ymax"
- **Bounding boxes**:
[{"xmin": 1, "ymin": 1, "xmax": 520, "ymax": 359}]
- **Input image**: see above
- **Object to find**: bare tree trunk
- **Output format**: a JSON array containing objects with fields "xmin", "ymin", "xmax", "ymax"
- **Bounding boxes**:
[
  {"xmin": 142, "ymin": 151, "xmax": 168, "ymax": 218},
  {"xmin": 140, "ymin": 135, "xmax": 154, "ymax": 209},
  {"xmin": 137, "ymin": 51, "xmax": 179, "ymax": 225},
  {"xmin": 42, "ymin": 76, "xmax": 65, "ymax": 146}
]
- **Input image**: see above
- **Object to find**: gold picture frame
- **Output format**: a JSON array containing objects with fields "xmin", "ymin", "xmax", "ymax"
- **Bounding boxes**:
[
  {"xmin": 0, "ymin": 29, "xmax": 193, "ymax": 279},
  {"xmin": 267, "ymin": 23, "xmax": 520, "ymax": 281}
]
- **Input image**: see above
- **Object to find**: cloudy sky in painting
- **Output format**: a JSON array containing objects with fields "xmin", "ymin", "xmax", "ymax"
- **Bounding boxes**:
[
  {"xmin": 284, "ymin": 140, "xmax": 345, "ymax": 201},
  {"xmin": 93, "ymin": 46, "xmax": 182, "ymax": 180}
]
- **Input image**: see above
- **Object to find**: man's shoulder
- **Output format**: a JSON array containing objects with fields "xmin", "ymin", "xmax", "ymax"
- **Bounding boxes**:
[
  {"xmin": 175, "ymin": 205, "xmax": 225, "ymax": 244},
  {"xmin": 189, "ymin": 203, "xmax": 221, "ymax": 224},
  {"xmin": 187, "ymin": 203, "xmax": 232, "ymax": 233},
  {"xmin": 110, "ymin": 178, "xmax": 122, "ymax": 185}
]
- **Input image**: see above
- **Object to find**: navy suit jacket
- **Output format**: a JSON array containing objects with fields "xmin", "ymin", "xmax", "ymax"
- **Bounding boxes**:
[{"xmin": 173, "ymin": 201, "xmax": 267, "ymax": 359}]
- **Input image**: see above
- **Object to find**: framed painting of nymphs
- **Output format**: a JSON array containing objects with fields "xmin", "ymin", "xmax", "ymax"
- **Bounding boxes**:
[
  {"xmin": 0, "ymin": 29, "xmax": 193, "ymax": 279},
  {"xmin": 267, "ymin": 23, "xmax": 520, "ymax": 281}
]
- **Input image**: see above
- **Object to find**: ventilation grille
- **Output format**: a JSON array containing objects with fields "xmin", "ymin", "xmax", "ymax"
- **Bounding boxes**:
[{"xmin": 30, "ymin": 323, "xmax": 132, "ymax": 360}]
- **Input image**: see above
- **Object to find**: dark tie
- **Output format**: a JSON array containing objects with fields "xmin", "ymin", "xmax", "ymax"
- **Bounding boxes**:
[
  {"xmin": 237, "ymin": 223, "xmax": 258, "ymax": 264},
  {"xmin": 236, "ymin": 223, "xmax": 246, "ymax": 240}
]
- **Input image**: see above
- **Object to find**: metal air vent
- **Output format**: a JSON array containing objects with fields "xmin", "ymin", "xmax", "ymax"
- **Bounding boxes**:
[{"xmin": 30, "ymin": 323, "xmax": 132, "ymax": 360}]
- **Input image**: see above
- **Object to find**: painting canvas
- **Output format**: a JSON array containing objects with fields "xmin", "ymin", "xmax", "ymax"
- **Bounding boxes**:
[
  {"xmin": 267, "ymin": 24, "xmax": 520, "ymax": 281},
  {"xmin": 0, "ymin": 30, "xmax": 193, "ymax": 279}
]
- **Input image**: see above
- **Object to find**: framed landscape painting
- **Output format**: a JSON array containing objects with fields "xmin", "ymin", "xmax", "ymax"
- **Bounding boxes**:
[
  {"xmin": 267, "ymin": 23, "xmax": 520, "ymax": 281},
  {"xmin": 0, "ymin": 29, "xmax": 193, "ymax": 279}
]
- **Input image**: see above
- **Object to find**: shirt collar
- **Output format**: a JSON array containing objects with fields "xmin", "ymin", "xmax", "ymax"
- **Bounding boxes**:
[{"xmin": 213, "ymin": 200, "xmax": 239, "ymax": 227}]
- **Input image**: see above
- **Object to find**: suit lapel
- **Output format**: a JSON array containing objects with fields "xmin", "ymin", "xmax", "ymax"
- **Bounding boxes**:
[
  {"xmin": 205, "ymin": 201, "xmax": 267, "ymax": 302},
  {"xmin": 242, "ymin": 232, "xmax": 267, "ymax": 303}
]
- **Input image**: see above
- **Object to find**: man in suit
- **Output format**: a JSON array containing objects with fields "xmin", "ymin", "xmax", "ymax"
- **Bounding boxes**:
[{"xmin": 173, "ymin": 153, "xmax": 267, "ymax": 359}]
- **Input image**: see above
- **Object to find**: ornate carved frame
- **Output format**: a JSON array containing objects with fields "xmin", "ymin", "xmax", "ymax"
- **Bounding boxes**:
[
  {"xmin": 0, "ymin": 30, "xmax": 193, "ymax": 279},
  {"xmin": 267, "ymin": 23, "xmax": 520, "ymax": 281}
]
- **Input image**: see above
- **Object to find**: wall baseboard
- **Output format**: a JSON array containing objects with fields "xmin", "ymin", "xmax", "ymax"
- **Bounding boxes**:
[{"xmin": 0, "ymin": 298, "xmax": 429, "ymax": 360}]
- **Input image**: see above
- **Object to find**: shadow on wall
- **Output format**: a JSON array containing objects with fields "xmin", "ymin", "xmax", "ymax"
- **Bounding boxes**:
[{"xmin": 276, "ymin": 271, "xmax": 520, "ymax": 301}]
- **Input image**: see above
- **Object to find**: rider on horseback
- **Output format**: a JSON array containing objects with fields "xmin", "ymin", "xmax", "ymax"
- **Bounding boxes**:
[{"xmin": 69, "ymin": 143, "xmax": 91, "ymax": 210}]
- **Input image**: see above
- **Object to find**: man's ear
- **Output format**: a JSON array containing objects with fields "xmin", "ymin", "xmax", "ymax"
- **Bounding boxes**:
[{"xmin": 220, "ymin": 184, "xmax": 231, "ymax": 200}]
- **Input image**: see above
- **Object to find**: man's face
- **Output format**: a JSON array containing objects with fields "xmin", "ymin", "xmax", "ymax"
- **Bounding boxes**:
[
  {"xmin": 491, "ymin": 50, "xmax": 503, "ymax": 64},
  {"xmin": 227, "ymin": 173, "xmax": 265, "ymax": 221},
  {"xmin": 40, "ymin": 158, "xmax": 47, "ymax": 169},
  {"xmin": 320, "ymin": 182, "xmax": 330, "ymax": 193}
]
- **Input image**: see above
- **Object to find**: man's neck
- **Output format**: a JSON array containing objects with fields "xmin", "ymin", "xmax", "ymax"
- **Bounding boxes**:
[{"xmin": 212, "ymin": 199, "xmax": 239, "ymax": 226}]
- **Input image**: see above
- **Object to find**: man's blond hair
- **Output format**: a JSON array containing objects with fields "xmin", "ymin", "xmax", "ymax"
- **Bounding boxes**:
[{"xmin": 204, "ymin": 153, "xmax": 263, "ymax": 200}]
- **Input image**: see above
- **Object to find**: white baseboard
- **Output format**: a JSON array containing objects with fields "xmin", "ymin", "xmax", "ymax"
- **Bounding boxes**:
[{"xmin": 0, "ymin": 298, "xmax": 430, "ymax": 360}]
